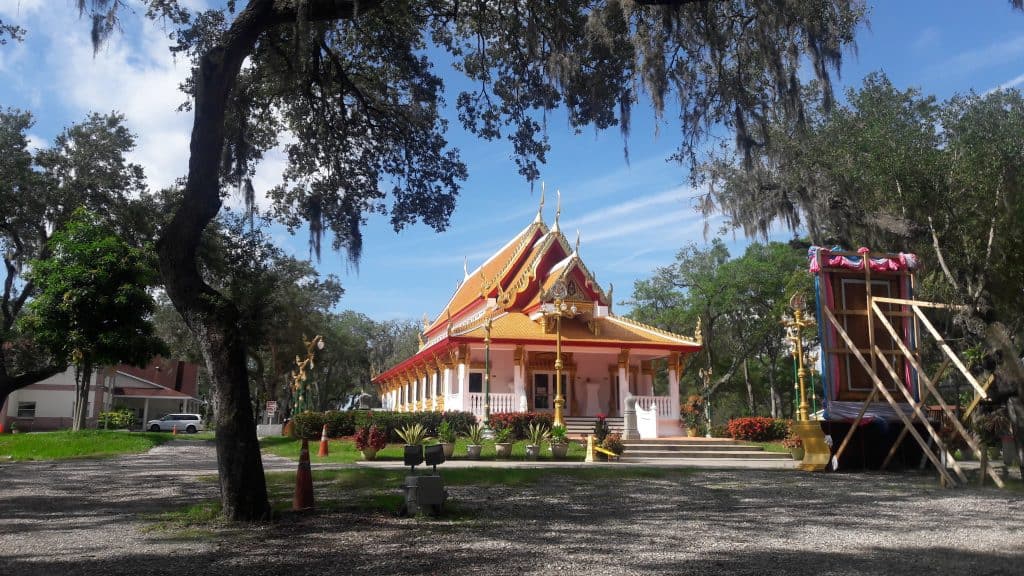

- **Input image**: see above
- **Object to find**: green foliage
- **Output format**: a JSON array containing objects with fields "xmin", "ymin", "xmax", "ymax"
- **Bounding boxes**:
[
  {"xmin": 97, "ymin": 409, "xmax": 137, "ymax": 430},
  {"xmin": 630, "ymin": 239, "xmax": 811, "ymax": 421},
  {"xmin": 315, "ymin": 410, "xmax": 475, "ymax": 442},
  {"xmin": 21, "ymin": 208, "xmax": 166, "ymax": 368},
  {"xmin": 0, "ymin": 430, "xmax": 170, "ymax": 461},
  {"xmin": 1, "ymin": 110, "xmax": 154, "ymax": 399},
  {"xmin": 526, "ymin": 422, "xmax": 550, "ymax": 447},
  {"xmin": 396, "ymin": 423, "xmax": 429, "ymax": 446},
  {"xmin": 493, "ymin": 426, "xmax": 514, "ymax": 443},
  {"xmin": 465, "ymin": 423, "xmax": 486, "ymax": 446},
  {"xmin": 290, "ymin": 411, "xmax": 325, "ymax": 440},
  {"xmin": 549, "ymin": 425, "xmax": 568, "ymax": 445},
  {"xmin": 436, "ymin": 420, "xmax": 457, "ymax": 444}
]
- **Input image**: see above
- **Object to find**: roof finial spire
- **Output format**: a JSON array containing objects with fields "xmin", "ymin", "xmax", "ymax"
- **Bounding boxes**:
[
  {"xmin": 463, "ymin": 256, "xmax": 469, "ymax": 280},
  {"xmin": 553, "ymin": 189, "xmax": 561, "ymax": 231},
  {"xmin": 574, "ymin": 228, "xmax": 581, "ymax": 254},
  {"xmin": 535, "ymin": 182, "xmax": 546, "ymax": 223}
]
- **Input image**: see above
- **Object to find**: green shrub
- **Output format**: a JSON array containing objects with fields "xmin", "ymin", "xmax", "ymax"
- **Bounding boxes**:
[
  {"xmin": 292, "ymin": 410, "xmax": 476, "ymax": 443},
  {"xmin": 488, "ymin": 412, "xmax": 553, "ymax": 441},
  {"xmin": 290, "ymin": 411, "xmax": 325, "ymax": 440},
  {"xmin": 97, "ymin": 409, "xmax": 137, "ymax": 430},
  {"xmin": 323, "ymin": 410, "xmax": 357, "ymax": 437}
]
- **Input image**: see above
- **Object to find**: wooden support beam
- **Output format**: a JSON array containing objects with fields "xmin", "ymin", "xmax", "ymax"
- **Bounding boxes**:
[
  {"xmin": 881, "ymin": 358, "xmax": 949, "ymax": 470},
  {"xmin": 911, "ymin": 305, "xmax": 988, "ymax": 398},
  {"xmin": 823, "ymin": 306, "xmax": 958, "ymax": 487},
  {"xmin": 871, "ymin": 303, "xmax": 1003, "ymax": 486},
  {"xmin": 963, "ymin": 373, "xmax": 996, "ymax": 421},
  {"xmin": 872, "ymin": 346, "xmax": 969, "ymax": 485}
]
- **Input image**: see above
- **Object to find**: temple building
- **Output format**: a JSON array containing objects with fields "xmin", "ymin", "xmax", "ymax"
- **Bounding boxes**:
[{"xmin": 372, "ymin": 196, "xmax": 702, "ymax": 437}]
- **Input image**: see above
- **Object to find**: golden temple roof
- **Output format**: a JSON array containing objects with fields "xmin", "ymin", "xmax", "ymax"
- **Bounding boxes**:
[{"xmin": 373, "ymin": 201, "xmax": 701, "ymax": 385}]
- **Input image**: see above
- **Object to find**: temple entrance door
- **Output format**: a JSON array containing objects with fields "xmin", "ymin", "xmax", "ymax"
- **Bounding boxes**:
[{"xmin": 533, "ymin": 372, "xmax": 570, "ymax": 413}]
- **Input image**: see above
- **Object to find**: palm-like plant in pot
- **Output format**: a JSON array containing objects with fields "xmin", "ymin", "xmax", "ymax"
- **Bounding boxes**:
[
  {"xmin": 549, "ymin": 424, "xmax": 569, "ymax": 459},
  {"xmin": 525, "ymin": 422, "xmax": 550, "ymax": 460},
  {"xmin": 493, "ymin": 426, "xmax": 514, "ymax": 458},
  {"xmin": 437, "ymin": 420, "xmax": 458, "ymax": 458},
  {"xmin": 465, "ymin": 422, "xmax": 486, "ymax": 459},
  {"xmin": 397, "ymin": 423, "xmax": 430, "ymax": 446}
]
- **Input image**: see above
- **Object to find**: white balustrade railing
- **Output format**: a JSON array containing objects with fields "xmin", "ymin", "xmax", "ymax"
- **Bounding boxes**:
[
  {"xmin": 634, "ymin": 395, "xmax": 674, "ymax": 418},
  {"xmin": 466, "ymin": 392, "xmax": 517, "ymax": 418}
]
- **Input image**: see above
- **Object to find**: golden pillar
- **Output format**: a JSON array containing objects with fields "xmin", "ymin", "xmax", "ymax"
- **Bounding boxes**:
[{"xmin": 784, "ymin": 293, "xmax": 829, "ymax": 472}]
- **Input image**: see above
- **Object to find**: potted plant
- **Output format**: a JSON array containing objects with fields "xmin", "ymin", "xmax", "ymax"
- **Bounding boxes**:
[
  {"xmin": 354, "ymin": 424, "xmax": 387, "ymax": 461},
  {"xmin": 493, "ymin": 426, "xmax": 514, "ymax": 458},
  {"xmin": 437, "ymin": 420, "xmax": 458, "ymax": 458},
  {"xmin": 782, "ymin": 434, "xmax": 804, "ymax": 461},
  {"xmin": 601, "ymin": 433, "xmax": 624, "ymax": 459},
  {"xmin": 396, "ymin": 422, "xmax": 430, "ymax": 446},
  {"xmin": 525, "ymin": 422, "xmax": 550, "ymax": 460},
  {"xmin": 465, "ymin": 422, "xmax": 485, "ymax": 459},
  {"xmin": 10, "ymin": 420, "xmax": 19, "ymax": 435},
  {"xmin": 681, "ymin": 394, "xmax": 703, "ymax": 437},
  {"xmin": 549, "ymin": 424, "xmax": 570, "ymax": 459}
]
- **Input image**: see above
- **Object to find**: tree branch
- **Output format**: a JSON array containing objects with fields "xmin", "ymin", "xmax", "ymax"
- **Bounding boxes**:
[{"xmin": 927, "ymin": 215, "xmax": 961, "ymax": 293}]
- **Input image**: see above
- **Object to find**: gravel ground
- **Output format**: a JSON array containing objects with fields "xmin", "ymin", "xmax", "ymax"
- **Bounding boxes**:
[{"xmin": 1, "ymin": 440, "xmax": 1022, "ymax": 575}]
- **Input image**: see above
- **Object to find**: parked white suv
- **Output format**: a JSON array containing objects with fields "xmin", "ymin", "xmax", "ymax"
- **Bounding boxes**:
[{"xmin": 147, "ymin": 414, "xmax": 204, "ymax": 433}]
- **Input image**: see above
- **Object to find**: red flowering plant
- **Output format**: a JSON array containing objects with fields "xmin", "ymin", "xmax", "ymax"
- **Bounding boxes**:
[
  {"xmin": 781, "ymin": 435, "xmax": 803, "ymax": 449},
  {"xmin": 594, "ymin": 413, "xmax": 610, "ymax": 443},
  {"xmin": 727, "ymin": 417, "xmax": 788, "ymax": 442},
  {"xmin": 354, "ymin": 424, "xmax": 387, "ymax": 452}
]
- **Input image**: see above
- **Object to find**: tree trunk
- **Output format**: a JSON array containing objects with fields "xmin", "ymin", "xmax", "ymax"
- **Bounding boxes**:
[
  {"xmin": 1008, "ymin": 396, "xmax": 1024, "ymax": 479},
  {"xmin": 155, "ymin": 2, "xmax": 277, "ymax": 522},
  {"xmin": 768, "ymin": 358, "xmax": 779, "ymax": 419},
  {"xmin": 743, "ymin": 358, "xmax": 754, "ymax": 415},
  {"xmin": 72, "ymin": 358, "xmax": 93, "ymax": 431},
  {"xmin": 155, "ymin": 0, "xmax": 381, "ymax": 521}
]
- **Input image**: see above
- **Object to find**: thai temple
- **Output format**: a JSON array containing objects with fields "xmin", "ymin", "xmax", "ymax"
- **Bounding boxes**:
[{"xmin": 372, "ymin": 193, "xmax": 702, "ymax": 437}]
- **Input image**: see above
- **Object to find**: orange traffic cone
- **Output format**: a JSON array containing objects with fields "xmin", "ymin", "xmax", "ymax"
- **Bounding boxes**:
[
  {"xmin": 318, "ymin": 424, "xmax": 329, "ymax": 457},
  {"xmin": 0, "ymin": 422, "xmax": 5, "ymax": 434},
  {"xmin": 172, "ymin": 425, "xmax": 177, "ymax": 435},
  {"xmin": 294, "ymin": 438, "xmax": 314, "ymax": 511}
]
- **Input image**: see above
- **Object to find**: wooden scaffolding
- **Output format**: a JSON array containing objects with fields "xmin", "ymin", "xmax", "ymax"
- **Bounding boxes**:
[{"xmin": 810, "ymin": 247, "xmax": 1001, "ymax": 488}]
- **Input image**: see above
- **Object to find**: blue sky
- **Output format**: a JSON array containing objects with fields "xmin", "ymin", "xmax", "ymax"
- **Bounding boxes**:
[{"xmin": 2, "ymin": 1, "xmax": 1022, "ymax": 322}]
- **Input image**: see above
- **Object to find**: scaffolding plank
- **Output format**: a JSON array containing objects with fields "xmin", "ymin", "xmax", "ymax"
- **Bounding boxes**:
[{"xmin": 823, "ymin": 306, "xmax": 957, "ymax": 486}]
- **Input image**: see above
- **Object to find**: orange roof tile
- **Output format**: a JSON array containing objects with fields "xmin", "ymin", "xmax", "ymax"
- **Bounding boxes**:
[
  {"xmin": 452, "ymin": 311, "xmax": 699, "ymax": 349},
  {"xmin": 425, "ymin": 220, "xmax": 546, "ymax": 334}
]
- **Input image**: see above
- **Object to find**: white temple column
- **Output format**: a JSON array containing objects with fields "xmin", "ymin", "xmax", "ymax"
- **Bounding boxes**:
[
  {"xmin": 443, "ymin": 365, "xmax": 452, "ymax": 401},
  {"xmin": 456, "ymin": 359, "xmax": 468, "ymax": 412},
  {"xmin": 431, "ymin": 370, "xmax": 439, "ymax": 411},
  {"xmin": 513, "ymin": 345, "xmax": 526, "ymax": 413},
  {"xmin": 617, "ymin": 350, "xmax": 630, "ymax": 417},
  {"xmin": 668, "ymin": 352, "xmax": 681, "ymax": 418}
]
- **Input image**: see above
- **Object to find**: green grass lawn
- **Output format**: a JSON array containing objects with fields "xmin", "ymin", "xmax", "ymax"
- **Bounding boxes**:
[
  {"xmin": 260, "ymin": 436, "xmax": 588, "ymax": 464},
  {"xmin": 744, "ymin": 441, "xmax": 789, "ymax": 453},
  {"xmin": 0, "ymin": 430, "xmax": 173, "ymax": 461}
]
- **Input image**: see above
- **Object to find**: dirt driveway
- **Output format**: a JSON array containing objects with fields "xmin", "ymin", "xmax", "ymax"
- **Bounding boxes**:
[{"xmin": 1, "ymin": 440, "xmax": 1022, "ymax": 576}]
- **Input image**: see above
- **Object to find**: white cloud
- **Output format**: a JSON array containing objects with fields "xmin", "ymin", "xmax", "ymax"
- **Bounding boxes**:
[
  {"xmin": 989, "ymin": 72, "xmax": 1024, "ymax": 93},
  {"xmin": 931, "ymin": 34, "xmax": 1024, "ymax": 78},
  {"xmin": 47, "ymin": 15, "xmax": 193, "ymax": 191},
  {"xmin": 563, "ymin": 185, "xmax": 693, "ymax": 229}
]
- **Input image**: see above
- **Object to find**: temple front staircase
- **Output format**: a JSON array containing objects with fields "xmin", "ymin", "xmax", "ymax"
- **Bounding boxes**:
[
  {"xmin": 564, "ymin": 416, "xmax": 624, "ymax": 437},
  {"xmin": 619, "ymin": 438, "xmax": 792, "ymax": 463}
]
